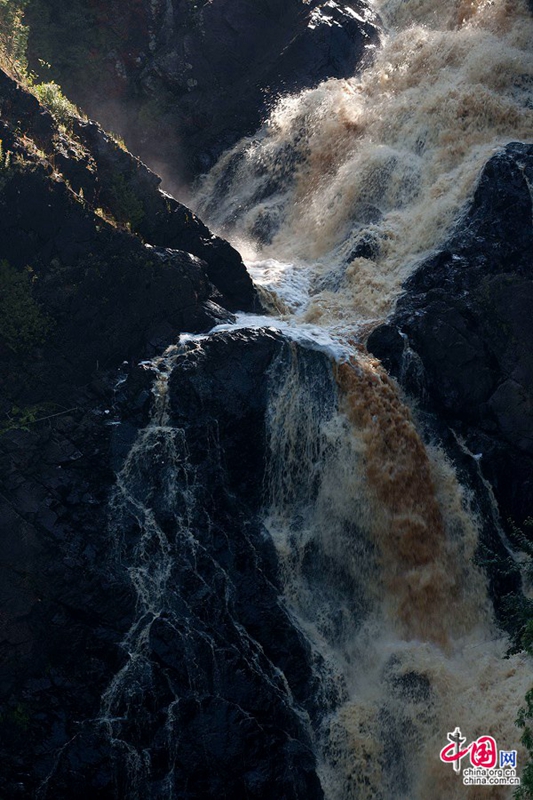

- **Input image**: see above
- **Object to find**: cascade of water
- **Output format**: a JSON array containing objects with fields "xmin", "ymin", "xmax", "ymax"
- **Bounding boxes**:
[
  {"xmin": 92, "ymin": 334, "xmax": 533, "ymax": 799},
  {"xmin": 186, "ymin": 1, "xmax": 533, "ymax": 797},
  {"xmin": 96, "ymin": 354, "xmax": 196, "ymax": 797},
  {"xmin": 91, "ymin": 0, "xmax": 533, "ymax": 796},
  {"xmin": 264, "ymin": 346, "xmax": 531, "ymax": 798},
  {"xmin": 85, "ymin": 340, "xmax": 330, "ymax": 798},
  {"xmin": 194, "ymin": 0, "xmax": 533, "ymax": 324}
]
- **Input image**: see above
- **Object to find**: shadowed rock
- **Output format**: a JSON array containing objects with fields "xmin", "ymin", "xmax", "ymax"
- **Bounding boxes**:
[{"xmin": 27, "ymin": 0, "xmax": 381, "ymax": 180}]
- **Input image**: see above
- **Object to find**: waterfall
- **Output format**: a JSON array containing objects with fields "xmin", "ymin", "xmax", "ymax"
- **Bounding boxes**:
[
  {"xmin": 91, "ymin": 334, "xmax": 532, "ymax": 798},
  {"xmin": 264, "ymin": 347, "xmax": 531, "ymax": 798},
  {"xmin": 90, "ymin": 0, "xmax": 533, "ymax": 797},
  {"xmin": 184, "ymin": 0, "xmax": 533, "ymax": 797}
]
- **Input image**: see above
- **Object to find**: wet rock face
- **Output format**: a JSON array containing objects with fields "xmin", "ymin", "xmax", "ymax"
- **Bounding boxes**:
[
  {"xmin": 368, "ymin": 142, "xmax": 533, "ymax": 528},
  {"xmin": 169, "ymin": 328, "xmax": 287, "ymax": 499},
  {"xmin": 27, "ymin": 0, "xmax": 381, "ymax": 180},
  {"xmin": 0, "ymin": 406, "xmax": 131, "ymax": 799},
  {"xmin": 0, "ymin": 330, "xmax": 328, "ymax": 798}
]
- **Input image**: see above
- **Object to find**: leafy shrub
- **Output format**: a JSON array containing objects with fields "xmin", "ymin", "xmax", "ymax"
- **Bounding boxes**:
[
  {"xmin": 0, "ymin": 404, "xmax": 42, "ymax": 434},
  {"xmin": 32, "ymin": 81, "xmax": 82, "ymax": 126},
  {"xmin": 109, "ymin": 174, "xmax": 145, "ymax": 231}
]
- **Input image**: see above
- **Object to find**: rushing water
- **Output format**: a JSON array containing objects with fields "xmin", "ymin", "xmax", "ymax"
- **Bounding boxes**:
[
  {"xmin": 191, "ymin": 0, "xmax": 533, "ymax": 797},
  {"xmin": 262, "ymin": 348, "xmax": 531, "ymax": 799},
  {"xmin": 95, "ymin": 0, "xmax": 533, "ymax": 797},
  {"xmin": 195, "ymin": 0, "xmax": 533, "ymax": 325}
]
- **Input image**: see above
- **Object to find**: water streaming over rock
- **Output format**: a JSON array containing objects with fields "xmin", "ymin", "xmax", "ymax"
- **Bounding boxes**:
[
  {"xmin": 92, "ymin": 333, "xmax": 532, "ymax": 798},
  {"xmin": 97, "ymin": 360, "xmax": 192, "ymax": 797},
  {"xmin": 263, "ymin": 347, "xmax": 531, "ymax": 798},
  {"xmin": 80, "ymin": 336, "xmax": 330, "ymax": 799},
  {"xmin": 94, "ymin": 0, "xmax": 533, "ymax": 796}
]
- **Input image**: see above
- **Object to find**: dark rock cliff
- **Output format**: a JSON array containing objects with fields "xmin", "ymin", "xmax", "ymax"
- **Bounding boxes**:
[
  {"xmin": 0, "ymin": 67, "xmax": 301, "ymax": 798},
  {"xmin": 26, "ymin": 0, "xmax": 381, "ymax": 180},
  {"xmin": 0, "ymin": 66, "xmax": 256, "ymax": 400},
  {"xmin": 1, "ymin": 2, "xmax": 385, "ymax": 784},
  {"xmin": 1, "ymin": 1, "xmax": 532, "ymax": 795},
  {"xmin": 0, "ymin": 13, "xmax": 383, "ymax": 771}
]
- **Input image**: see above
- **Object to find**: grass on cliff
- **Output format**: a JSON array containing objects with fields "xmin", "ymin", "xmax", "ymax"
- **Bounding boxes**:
[
  {"xmin": 32, "ymin": 80, "xmax": 82, "ymax": 126},
  {"xmin": 0, "ymin": 0, "xmax": 82, "ymax": 128},
  {"xmin": 0, "ymin": 0, "xmax": 143, "ymax": 233}
]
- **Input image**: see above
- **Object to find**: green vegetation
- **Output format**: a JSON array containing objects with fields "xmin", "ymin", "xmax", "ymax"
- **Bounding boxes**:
[
  {"xmin": 0, "ymin": 702, "xmax": 31, "ymax": 732},
  {"xmin": 0, "ymin": 1, "xmax": 82, "ymax": 129},
  {"xmin": 0, "ymin": 0, "xmax": 29, "ymax": 80},
  {"xmin": 109, "ymin": 174, "xmax": 144, "ymax": 232},
  {"xmin": 94, "ymin": 205, "xmax": 119, "ymax": 229},
  {"xmin": 0, "ymin": 403, "xmax": 47, "ymax": 435},
  {"xmin": 0, "ymin": 6, "xmax": 143, "ymax": 234},
  {"xmin": 0, "ymin": 138, "xmax": 11, "ymax": 171},
  {"xmin": 0, "ymin": 260, "xmax": 52, "ymax": 353},
  {"xmin": 0, "ymin": 403, "xmax": 77, "ymax": 436},
  {"xmin": 32, "ymin": 80, "xmax": 82, "ymax": 126},
  {"xmin": 109, "ymin": 131, "xmax": 128, "ymax": 152},
  {"xmin": 24, "ymin": 0, "xmax": 107, "ymax": 90}
]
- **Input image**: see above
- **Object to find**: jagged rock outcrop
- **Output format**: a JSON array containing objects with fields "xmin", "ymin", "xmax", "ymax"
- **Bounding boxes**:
[
  {"xmin": 0, "ymin": 66, "xmax": 257, "ymax": 401},
  {"xmin": 0, "ymin": 328, "xmax": 331, "ymax": 798},
  {"xmin": 2, "ymin": 0, "xmax": 531, "ymax": 792},
  {"xmin": 368, "ymin": 141, "xmax": 533, "ymax": 551},
  {"xmin": 26, "ymin": 0, "xmax": 381, "ymax": 180}
]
